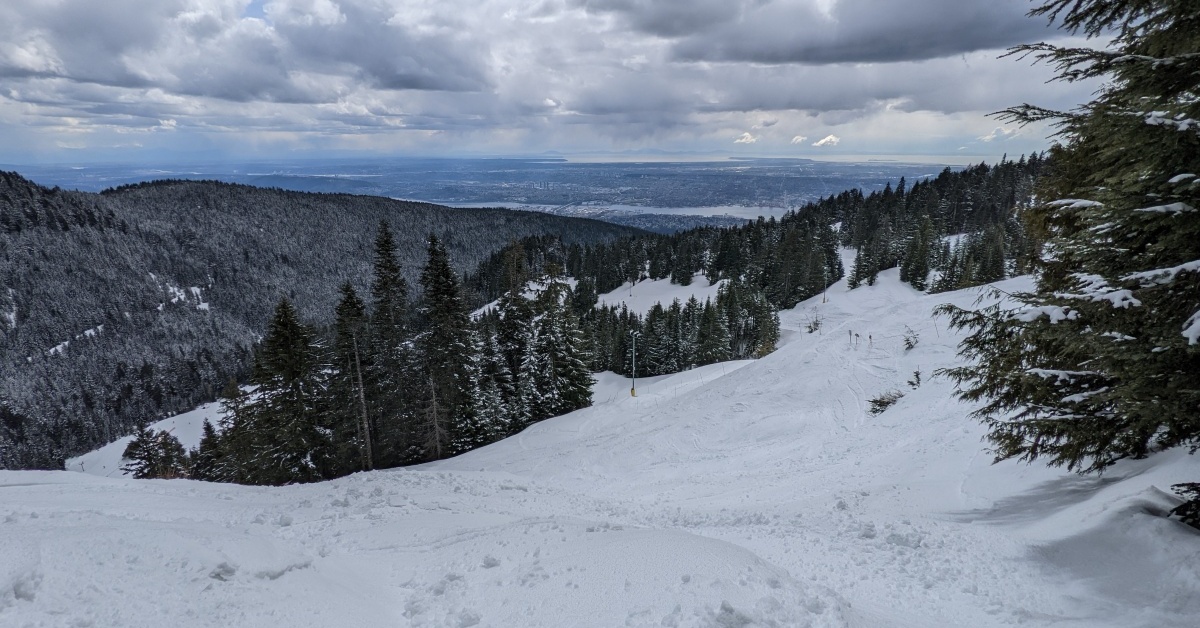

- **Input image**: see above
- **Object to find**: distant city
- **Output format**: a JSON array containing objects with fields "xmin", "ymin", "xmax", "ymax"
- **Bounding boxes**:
[{"xmin": 5, "ymin": 157, "xmax": 960, "ymax": 232}]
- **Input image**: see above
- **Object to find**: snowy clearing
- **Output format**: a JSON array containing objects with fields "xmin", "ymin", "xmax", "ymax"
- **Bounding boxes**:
[
  {"xmin": 596, "ymin": 274, "xmax": 725, "ymax": 314},
  {"xmin": 6, "ymin": 266, "xmax": 1199, "ymax": 627}
]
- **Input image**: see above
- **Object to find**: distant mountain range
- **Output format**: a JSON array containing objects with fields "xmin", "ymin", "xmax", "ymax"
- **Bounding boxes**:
[{"xmin": 5, "ymin": 157, "xmax": 953, "ymax": 231}]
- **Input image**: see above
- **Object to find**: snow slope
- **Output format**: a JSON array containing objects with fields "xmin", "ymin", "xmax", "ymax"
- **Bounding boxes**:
[
  {"xmin": 65, "ymin": 401, "xmax": 224, "ymax": 477},
  {"xmin": 5, "ymin": 267, "xmax": 1199, "ymax": 627},
  {"xmin": 596, "ymin": 273, "xmax": 725, "ymax": 313}
]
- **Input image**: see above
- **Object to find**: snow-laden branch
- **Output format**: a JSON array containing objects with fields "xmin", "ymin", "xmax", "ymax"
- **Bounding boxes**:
[
  {"xmin": 1026, "ymin": 368, "xmax": 1098, "ymax": 383},
  {"xmin": 1063, "ymin": 387, "xmax": 1109, "ymax": 404},
  {"xmin": 1123, "ymin": 259, "xmax": 1200, "ymax": 286},
  {"xmin": 1056, "ymin": 273, "xmax": 1141, "ymax": 309},
  {"xmin": 1133, "ymin": 202, "xmax": 1195, "ymax": 214},
  {"xmin": 1048, "ymin": 198, "xmax": 1104, "ymax": 209},
  {"xmin": 1184, "ymin": 309, "xmax": 1200, "ymax": 346},
  {"xmin": 1011, "ymin": 305, "xmax": 1079, "ymax": 323},
  {"xmin": 1144, "ymin": 112, "xmax": 1199, "ymax": 133}
]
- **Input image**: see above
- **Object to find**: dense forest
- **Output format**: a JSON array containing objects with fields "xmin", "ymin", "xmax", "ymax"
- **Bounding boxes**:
[
  {"xmin": 3, "ymin": 153, "xmax": 1043, "ymax": 475},
  {"xmin": 467, "ymin": 155, "xmax": 1044, "ymax": 379},
  {"xmin": 0, "ymin": 175, "xmax": 642, "ymax": 469}
]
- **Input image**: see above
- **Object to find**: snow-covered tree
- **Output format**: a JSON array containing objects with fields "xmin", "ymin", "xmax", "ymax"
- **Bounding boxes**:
[
  {"xmin": 940, "ymin": 0, "xmax": 1200, "ymax": 504},
  {"xmin": 121, "ymin": 423, "xmax": 189, "ymax": 479},
  {"xmin": 236, "ymin": 298, "xmax": 332, "ymax": 485},
  {"xmin": 417, "ymin": 235, "xmax": 480, "ymax": 460}
]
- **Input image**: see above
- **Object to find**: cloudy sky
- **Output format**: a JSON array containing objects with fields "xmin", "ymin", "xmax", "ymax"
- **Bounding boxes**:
[{"xmin": 0, "ymin": 0, "xmax": 1098, "ymax": 164}]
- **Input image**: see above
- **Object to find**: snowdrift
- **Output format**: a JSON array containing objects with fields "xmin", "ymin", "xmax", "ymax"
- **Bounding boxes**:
[{"xmin": 6, "ymin": 265, "xmax": 1198, "ymax": 627}]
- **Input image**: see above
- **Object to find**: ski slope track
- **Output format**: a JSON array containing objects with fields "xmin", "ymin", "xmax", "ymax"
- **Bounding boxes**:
[{"xmin": 5, "ymin": 265, "xmax": 1199, "ymax": 627}]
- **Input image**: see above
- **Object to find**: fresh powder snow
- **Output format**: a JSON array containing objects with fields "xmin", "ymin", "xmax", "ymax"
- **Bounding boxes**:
[
  {"xmin": 5, "ymin": 264, "xmax": 1199, "ymax": 627},
  {"xmin": 596, "ymin": 274, "xmax": 725, "ymax": 314}
]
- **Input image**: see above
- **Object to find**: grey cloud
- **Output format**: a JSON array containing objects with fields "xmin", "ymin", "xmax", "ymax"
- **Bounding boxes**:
[
  {"xmin": 671, "ymin": 0, "xmax": 1056, "ymax": 64},
  {"xmin": 0, "ymin": 0, "xmax": 492, "ymax": 104},
  {"xmin": 574, "ymin": 0, "xmax": 758, "ymax": 37},
  {"xmin": 0, "ymin": 0, "xmax": 1099, "ymax": 160},
  {"xmin": 268, "ymin": 1, "xmax": 491, "ymax": 93},
  {"xmin": 0, "ymin": 0, "xmax": 185, "ymax": 87}
]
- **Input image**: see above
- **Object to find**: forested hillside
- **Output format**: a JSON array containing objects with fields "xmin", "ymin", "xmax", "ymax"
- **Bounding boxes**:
[
  {"xmin": 0, "ymin": 173, "xmax": 642, "ymax": 469},
  {"xmin": 1, "ymin": 155, "xmax": 1042, "ymax": 472},
  {"xmin": 468, "ymin": 156, "xmax": 1044, "ymax": 378}
]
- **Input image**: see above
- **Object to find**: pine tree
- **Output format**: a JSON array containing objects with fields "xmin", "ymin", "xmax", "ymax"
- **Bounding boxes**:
[
  {"xmin": 478, "ymin": 330, "xmax": 517, "ymax": 439},
  {"xmin": 371, "ymin": 220, "xmax": 409, "ymax": 336},
  {"xmin": 696, "ymin": 300, "xmax": 732, "ymax": 365},
  {"xmin": 940, "ymin": 0, "xmax": 1200, "ymax": 492},
  {"xmin": 190, "ymin": 419, "xmax": 222, "ymax": 481},
  {"xmin": 533, "ymin": 276, "xmax": 595, "ymax": 416},
  {"xmin": 237, "ymin": 298, "xmax": 331, "ymax": 484},
  {"xmin": 417, "ymin": 235, "xmax": 481, "ymax": 459},
  {"xmin": 329, "ymin": 282, "xmax": 373, "ymax": 473},
  {"xmin": 368, "ymin": 221, "xmax": 412, "ymax": 469},
  {"xmin": 121, "ymin": 423, "xmax": 189, "ymax": 479},
  {"xmin": 213, "ymin": 378, "xmax": 249, "ymax": 483}
]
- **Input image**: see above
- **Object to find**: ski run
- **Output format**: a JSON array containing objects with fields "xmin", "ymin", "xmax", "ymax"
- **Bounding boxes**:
[{"xmin": 4, "ymin": 261, "xmax": 1198, "ymax": 628}]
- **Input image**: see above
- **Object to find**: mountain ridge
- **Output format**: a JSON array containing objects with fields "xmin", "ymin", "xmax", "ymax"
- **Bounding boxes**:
[{"xmin": 0, "ymin": 172, "xmax": 645, "ymax": 469}]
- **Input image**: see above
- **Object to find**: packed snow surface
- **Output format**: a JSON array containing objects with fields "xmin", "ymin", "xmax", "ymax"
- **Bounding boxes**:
[
  {"xmin": 596, "ymin": 274, "xmax": 725, "ymax": 314},
  {"xmin": 6, "ymin": 266, "xmax": 1200, "ymax": 627}
]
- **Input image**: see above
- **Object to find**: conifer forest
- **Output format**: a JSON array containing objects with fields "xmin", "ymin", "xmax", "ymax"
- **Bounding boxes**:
[
  {"xmin": 3, "ymin": 155, "xmax": 1046, "ymax": 481},
  {"xmin": 2, "ymin": 1, "xmax": 1198, "ymax": 625}
]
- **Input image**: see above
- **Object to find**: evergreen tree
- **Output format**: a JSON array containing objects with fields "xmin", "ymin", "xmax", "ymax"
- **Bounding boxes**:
[
  {"xmin": 371, "ymin": 220, "xmax": 410, "ymax": 335},
  {"xmin": 237, "ymin": 298, "xmax": 331, "ymax": 484},
  {"xmin": 121, "ymin": 423, "xmax": 189, "ymax": 479},
  {"xmin": 190, "ymin": 419, "xmax": 222, "ymax": 481},
  {"xmin": 369, "ymin": 221, "xmax": 413, "ymax": 468},
  {"xmin": 213, "ymin": 377, "xmax": 250, "ymax": 483},
  {"xmin": 532, "ymin": 275, "xmax": 595, "ymax": 416},
  {"xmin": 478, "ymin": 330, "xmax": 517, "ymax": 439},
  {"xmin": 329, "ymin": 282, "xmax": 373, "ymax": 473},
  {"xmin": 939, "ymin": 0, "xmax": 1200, "ymax": 500},
  {"xmin": 696, "ymin": 300, "xmax": 732, "ymax": 365},
  {"xmin": 417, "ymin": 235, "xmax": 481, "ymax": 459}
]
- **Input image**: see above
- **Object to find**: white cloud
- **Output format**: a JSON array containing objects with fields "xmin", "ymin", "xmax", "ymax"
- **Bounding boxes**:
[
  {"xmin": 812, "ymin": 134, "xmax": 840, "ymax": 147},
  {"xmin": 0, "ymin": 0, "xmax": 1098, "ymax": 161},
  {"xmin": 978, "ymin": 126, "xmax": 1019, "ymax": 142}
]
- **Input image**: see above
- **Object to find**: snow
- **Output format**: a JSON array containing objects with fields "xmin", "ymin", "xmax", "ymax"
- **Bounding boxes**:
[
  {"xmin": 1184, "ymin": 309, "xmax": 1200, "ymax": 345},
  {"xmin": 65, "ymin": 401, "xmax": 225, "ymax": 477},
  {"xmin": 1013, "ymin": 304, "xmax": 1078, "ymax": 323},
  {"xmin": 1167, "ymin": 173, "xmax": 1195, "ymax": 184},
  {"xmin": 474, "ymin": 274, "xmax": 724, "ymax": 320},
  {"xmin": 3, "ymin": 288, "xmax": 14, "ymax": 329},
  {"xmin": 1133, "ymin": 202, "xmax": 1195, "ymax": 214},
  {"xmin": 42, "ymin": 326, "xmax": 107, "ymax": 358},
  {"xmin": 941, "ymin": 233, "xmax": 968, "ymax": 249},
  {"xmin": 1124, "ymin": 259, "xmax": 1200, "ymax": 285},
  {"xmin": 596, "ymin": 274, "xmax": 725, "ymax": 313},
  {"xmin": 1048, "ymin": 198, "xmax": 1103, "ymax": 209},
  {"xmin": 5, "ymin": 264, "xmax": 1199, "ymax": 627},
  {"xmin": 1145, "ymin": 111, "xmax": 1199, "ymax": 133},
  {"xmin": 471, "ymin": 277, "xmax": 578, "ymax": 318}
]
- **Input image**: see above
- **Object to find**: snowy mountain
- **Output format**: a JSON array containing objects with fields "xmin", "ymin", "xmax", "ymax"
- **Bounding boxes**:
[{"xmin": 4, "ymin": 265, "xmax": 1198, "ymax": 627}]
